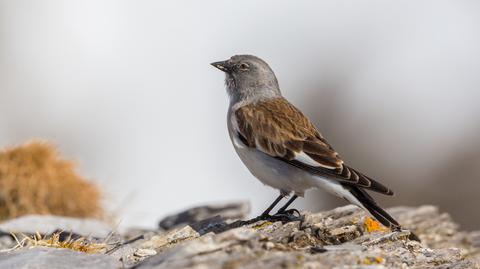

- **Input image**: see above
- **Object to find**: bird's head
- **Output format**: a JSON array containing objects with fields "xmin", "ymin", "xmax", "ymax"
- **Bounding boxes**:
[{"xmin": 211, "ymin": 55, "xmax": 281, "ymax": 103}]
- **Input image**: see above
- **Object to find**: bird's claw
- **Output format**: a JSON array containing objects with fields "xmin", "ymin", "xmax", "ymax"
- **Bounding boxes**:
[
  {"xmin": 280, "ymin": 208, "xmax": 301, "ymax": 217},
  {"xmin": 265, "ymin": 208, "xmax": 303, "ymax": 223}
]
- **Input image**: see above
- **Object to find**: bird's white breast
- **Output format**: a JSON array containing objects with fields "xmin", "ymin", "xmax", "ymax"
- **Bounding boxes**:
[
  {"xmin": 227, "ymin": 112, "xmax": 314, "ymax": 196},
  {"xmin": 226, "ymin": 107, "xmax": 361, "ymax": 205}
]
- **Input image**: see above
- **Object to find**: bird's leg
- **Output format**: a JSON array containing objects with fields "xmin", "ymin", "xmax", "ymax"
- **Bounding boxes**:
[
  {"xmin": 260, "ymin": 194, "xmax": 284, "ymax": 217},
  {"xmin": 232, "ymin": 194, "xmax": 285, "ymax": 227},
  {"xmin": 234, "ymin": 194, "xmax": 301, "ymax": 226},
  {"xmin": 268, "ymin": 194, "xmax": 303, "ymax": 223},
  {"xmin": 275, "ymin": 194, "xmax": 298, "ymax": 214}
]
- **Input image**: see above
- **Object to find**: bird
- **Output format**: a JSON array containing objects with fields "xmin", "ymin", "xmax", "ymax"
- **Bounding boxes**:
[{"xmin": 211, "ymin": 54, "xmax": 401, "ymax": 231}]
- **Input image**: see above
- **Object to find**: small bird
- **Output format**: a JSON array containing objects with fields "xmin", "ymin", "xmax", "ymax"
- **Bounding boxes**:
[{"xmin": 211, "ymin": 55, "xmax": 401, "ymax": 230}]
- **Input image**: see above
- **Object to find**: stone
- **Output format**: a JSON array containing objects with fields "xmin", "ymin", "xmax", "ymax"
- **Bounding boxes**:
[
  {"xmin": 134, "ymin": 248, "xmax": 158, "ymax": 257},
  {"xmin": 133, "ymin": 205, "xmax": 480, "ymax": 269},
  {"xmin": 189, "ymin": 215, "xmax": 230, "ymax": 235},
  {"xmin": 0, "ymin": 236, "xmax": 13, "ymax": 251},
  {"xmin": 168, "ymin": 225, "xmax": 200, "ymax": 243},
  {"xmin": 328, "ymin": 225, "xmax": 360, "ymax": 242},
  {"xmin": 159, "ymin": 202, "xmax": 250, "ymax": 230},
  {"xmin": 3, "ymin": 205, "xmax": 475, "ymax": 269},
  {"xmin": 0, "ymin": 247, "xmax": 120, "ymax": 269},
  {"xmin": 140, "ymin": 225, "xmax": 200, "ymax": 249},
  {"xmin": 0, "ymin": 215, "xmax": 113, "ymax": 238}
]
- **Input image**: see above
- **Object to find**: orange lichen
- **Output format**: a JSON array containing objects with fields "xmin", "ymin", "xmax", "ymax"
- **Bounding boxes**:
[
  {"xmin": 364, "ymin": 217, "xmax": 389, "ymax": 233},
  {"xmin": 362, "ymin": 256, "xmax": 385, "ymax": 265},
  {"xmin": 0, "ymin": 141, "xmax": 103, "ymax": 220}
]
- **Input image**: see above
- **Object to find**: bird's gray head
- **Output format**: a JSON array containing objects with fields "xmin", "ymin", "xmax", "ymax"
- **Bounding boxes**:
[{"xmin": 211, "ymin": 55, "xmax": 281, "ymax": 105}]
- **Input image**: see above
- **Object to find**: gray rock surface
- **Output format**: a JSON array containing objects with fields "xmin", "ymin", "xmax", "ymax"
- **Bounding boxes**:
[
  {"xmin": 0, "ymin": 215, "xmax": 113, "ymax": 238},
  {"xmin": 159, "ymin": 201, "xmax": 250, "ymax": 230},
  {"xmin": 0, "ymin": 247, "xmax": 120, "ymax": 269},
  {"xmin": 0, "ymin": 205, "xmax": 478, "ymax": 269},
  {"xmin": 135, "ymin": 205, "xmax": 480, "ymax": 269}
]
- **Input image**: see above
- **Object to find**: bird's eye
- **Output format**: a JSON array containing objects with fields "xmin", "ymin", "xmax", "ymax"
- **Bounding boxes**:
[{"xmin": 238, "ymin": 63, "xmax": 249, "ymax": 70}]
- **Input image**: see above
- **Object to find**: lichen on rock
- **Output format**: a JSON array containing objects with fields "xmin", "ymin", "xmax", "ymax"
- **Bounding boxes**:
[
  {"xmin": 0, "ymin": 204, "xmax": 478, "ymax": 269},
  {"xmin": 135, "ymin": 205, "xmax": 480, "ymax": 269}
]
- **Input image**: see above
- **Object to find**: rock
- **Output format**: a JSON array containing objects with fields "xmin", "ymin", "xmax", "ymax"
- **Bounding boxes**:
[
  {"xmin": 4, "ymin": 205, "xmax": 474, "ymax": 269},
  {"xmin": 0, "ymin": 236, "xmax": 13, "ymax": 250},
  {"xmin": 189, "ymin": 215, "xmax": 230, "ymax": 235},
  {"xmin": 140, "ymin": 225, "xmax": 200, "ymax": 249},
  {"xmin": 328, "ymin": 225, "xmax": 360, "ymax": 242},
  {"xmin": 158, "ymin": 201, "xmax": 250, "ymax": 230},
  {"xmin": 106, "ymin": 234, "xmax": 153, "ymax": 268},
  {"xmin": 0, "ymin": 215, "xmax": 113, "ymax": 238},
  {"xmin": 0, "ymin": 247, "xmax": 120, "ymax": 269},
  {"xmin": 469, "ymin": 231, "xmax": 480, "ymax": 248},
  {"xmin": 134, "ymin": 248, "xmax": 158, "ymax": 257},
  {"xmin": 168, "ymin": 226, "xmax": 200, "ymax": 243},
  {"xmin": 107, "ymin": 243, "xmax": 137, "ymax": 267},
  {"xmin": 133, "ymin": 205, "xmax": 480, "ymax": 269},
  {"xmin": 135, "ymin": 231, "xmax": 247, "ymax": 269}
]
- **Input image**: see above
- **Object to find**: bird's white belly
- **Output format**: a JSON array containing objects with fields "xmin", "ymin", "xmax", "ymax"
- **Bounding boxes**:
[
  {"xmin": 227, "ymin": 113, "xmax": 355, "ymax": 201},
  {"xmin": 231, "ymin": 139, "xmax": 365, "ymax": 210},
  {"xmin": 233, "ymin": 145, "xmax": 315, "ymax": 196}
]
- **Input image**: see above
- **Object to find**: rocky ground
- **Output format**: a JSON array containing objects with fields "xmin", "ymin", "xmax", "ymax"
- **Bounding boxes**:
[{"xmin": 0, "ymin": 204, "xmax": 478, "ymax": 269}]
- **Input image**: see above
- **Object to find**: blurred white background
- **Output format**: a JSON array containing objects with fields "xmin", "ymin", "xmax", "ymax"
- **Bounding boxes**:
[{"xmin": 1, "ymin": 0, "xmax": 479, "ymax": 229}]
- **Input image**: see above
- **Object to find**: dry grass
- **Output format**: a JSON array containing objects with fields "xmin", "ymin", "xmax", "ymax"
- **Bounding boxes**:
[
  {"xmin": 0, "ymin": 140, "xmax": 103, "ymax": 220},
  {"xmin": 8, "ymin": 232, "xmax": 107, "ymax": 254}
]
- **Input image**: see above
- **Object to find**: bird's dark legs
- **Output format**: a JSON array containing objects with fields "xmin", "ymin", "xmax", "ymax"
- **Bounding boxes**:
[
  {"xmin": 273, "ymin": 194, "xmax": 302, "ymax": 222},
  {"xmin": 261, "ymin": 194, "xmax": 284, "ymax": 217},
  {"xmin": 258, "ymin": 194, "xmax": 303, "ymax": 223},
  {"xmin": 233, "ymin": 193, "xmax": 301, "ymax": 227},
  {"xmin": 221, "ymin": 194, "xmax": 299, "ymax": 232},
  {"xmin": 276, "ymin": 194, "xmax": 298, "ymax": 214}
]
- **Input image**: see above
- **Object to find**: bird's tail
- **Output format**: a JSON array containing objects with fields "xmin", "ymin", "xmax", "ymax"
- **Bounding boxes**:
[{"xmin": 346, "ymin": 185, "xmax": 401, "ymax": 231}]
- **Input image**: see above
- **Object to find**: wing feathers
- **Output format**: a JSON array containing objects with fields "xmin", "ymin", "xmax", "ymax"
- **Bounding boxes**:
[{"xmin": 234, "ymin": 97, "xmax": 394, "ymax": 196}]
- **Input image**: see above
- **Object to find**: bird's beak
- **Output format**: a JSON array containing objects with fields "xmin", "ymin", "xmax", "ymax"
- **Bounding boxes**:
[{"xmin": 210, "ymin": 60, "xmax": 232, "ymax": 73}]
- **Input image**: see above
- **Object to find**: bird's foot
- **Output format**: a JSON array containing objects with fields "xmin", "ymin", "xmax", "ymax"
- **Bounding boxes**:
[
  {"xmin": 232, "ymin": 209, "xmax": 303, "ymax": 228},
  {"xmin": 277, "ymin": 208, "xmax": 301, "ymax": 217},
  {"xmin": 267, "ymin": 208, "xmax": 304, "ymax": 223}
]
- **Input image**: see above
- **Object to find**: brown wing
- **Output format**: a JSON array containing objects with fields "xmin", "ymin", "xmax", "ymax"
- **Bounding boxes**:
[{"xmin": 234, "ymin": 97, "xmax": 393, "ymax": 196}]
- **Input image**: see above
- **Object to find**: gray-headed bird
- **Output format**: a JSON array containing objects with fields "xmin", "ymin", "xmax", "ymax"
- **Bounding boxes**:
[{"xmin": 212, "ymin": 55, "xmax": 401, "ymax": 231}]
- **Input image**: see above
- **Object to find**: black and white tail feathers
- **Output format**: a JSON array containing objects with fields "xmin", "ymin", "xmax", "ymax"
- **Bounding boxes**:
[
  {"xmin": 345, "ymin": 185, "xmax": 401, "ymax": 231},
  {"xmin": 343, "ymin": 184, "xmax": 422, "ymax": 241}
]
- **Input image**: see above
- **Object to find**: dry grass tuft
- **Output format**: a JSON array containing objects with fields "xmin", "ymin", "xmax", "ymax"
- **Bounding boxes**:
[
  {"xmin": 0, "ymin": 140, "xmax": 103, "ymax": 220},
  {"xmin": 9, "ymin": 232, "xmax": 107, "ymax": 254}
]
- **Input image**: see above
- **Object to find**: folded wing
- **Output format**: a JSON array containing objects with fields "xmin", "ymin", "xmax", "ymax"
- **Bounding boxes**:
[{"xmin": 234, "ymin": 97, "xmax": 393, "ymax": 196}]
